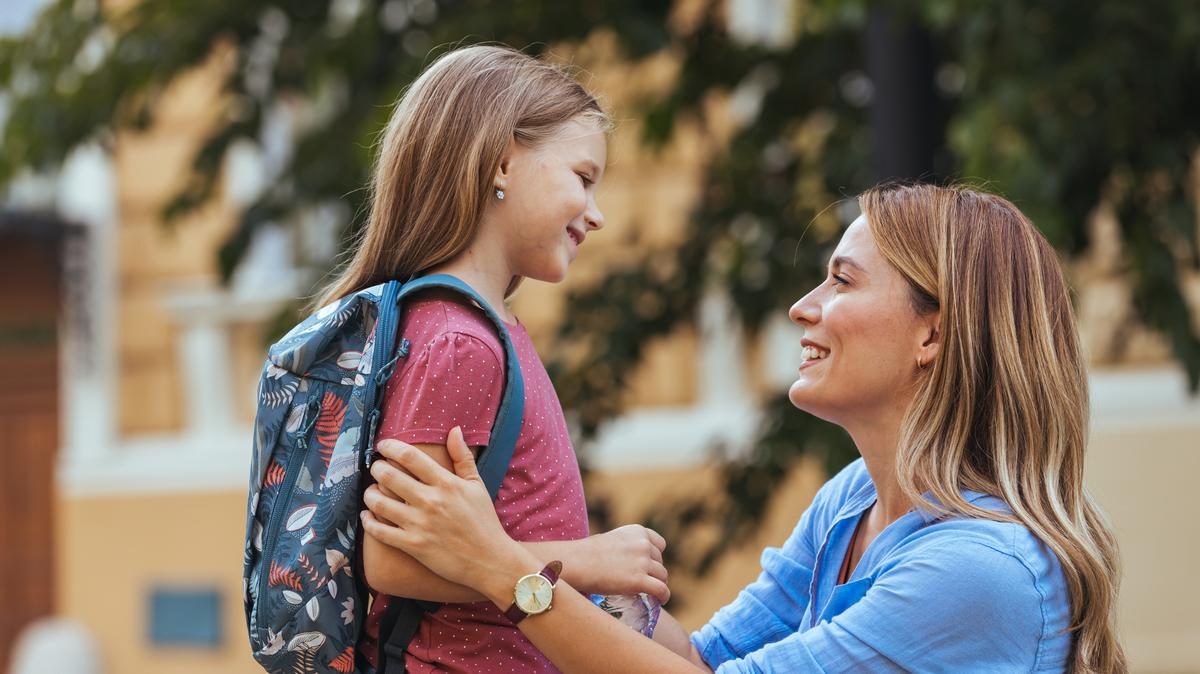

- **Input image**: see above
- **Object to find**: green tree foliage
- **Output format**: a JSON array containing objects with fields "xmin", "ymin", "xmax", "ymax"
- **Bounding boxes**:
[{"xmin": 3, "ymin": 0, "xmax": 1197, "ymax": 581}]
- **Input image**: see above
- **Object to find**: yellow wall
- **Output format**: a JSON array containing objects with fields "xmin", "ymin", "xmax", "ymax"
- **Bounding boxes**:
[{"xmin": 56, "ymin": 490, "xmax": 261, "ymax": 674}]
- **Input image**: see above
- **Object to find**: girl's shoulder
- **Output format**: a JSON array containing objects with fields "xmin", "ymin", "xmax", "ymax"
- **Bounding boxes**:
[{"xmin": 399, "ymin": 290, "xmax": 509, "ymax": 362}]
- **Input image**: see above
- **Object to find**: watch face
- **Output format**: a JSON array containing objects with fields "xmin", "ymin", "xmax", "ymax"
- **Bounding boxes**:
[{"xmin": 515, "ymin": 574, "xmax": 554, "ymax": 614}]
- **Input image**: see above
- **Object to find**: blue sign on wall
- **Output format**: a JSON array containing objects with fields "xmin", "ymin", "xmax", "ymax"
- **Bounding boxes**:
[{"xmin": 148, "ymin": 587, "xmax": 222, "ymax": 648}]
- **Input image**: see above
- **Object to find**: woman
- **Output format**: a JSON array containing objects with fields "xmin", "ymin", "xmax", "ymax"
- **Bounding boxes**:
[{"xmin": 360, "ymin": 183, "xmax": 1127, "ymax": 672}]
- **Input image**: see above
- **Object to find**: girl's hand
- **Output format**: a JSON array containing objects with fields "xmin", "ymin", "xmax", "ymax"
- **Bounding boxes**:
[
  {"xmin": 580, "ymin": 525, "xmax": 671, "ymax": 604},
  {"xmin": 361, "ymin": 427, "xmax": 535, "ymax": 600}
]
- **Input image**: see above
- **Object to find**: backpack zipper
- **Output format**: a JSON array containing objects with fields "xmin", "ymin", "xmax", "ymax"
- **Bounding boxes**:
[{"xmin": 255, "ymin": 394, "xmax": 320, "ymax": 640}]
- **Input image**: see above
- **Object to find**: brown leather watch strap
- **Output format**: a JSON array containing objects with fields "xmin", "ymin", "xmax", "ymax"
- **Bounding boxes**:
[{"xmin": 504, "ymin": 561, "xmax": 563, "ymax": 625}]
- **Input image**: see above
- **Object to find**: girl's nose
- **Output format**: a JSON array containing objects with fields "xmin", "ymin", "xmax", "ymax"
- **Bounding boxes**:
[{"xmin": 585, "ymin": 196, "xmax": 605, "ymax": 231}]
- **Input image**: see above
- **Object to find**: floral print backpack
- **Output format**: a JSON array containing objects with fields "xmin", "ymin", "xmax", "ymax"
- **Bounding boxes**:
[{"xmin": 243, "ymin": 275, "xmax": 525, "ymax": 673}]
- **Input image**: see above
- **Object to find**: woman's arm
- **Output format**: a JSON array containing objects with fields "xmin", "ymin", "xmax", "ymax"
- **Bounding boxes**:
[
  {"xmin": 360, "ymin": 429, "xmax": 712, "ymax": 674},
  {"xmin": 363, "ymin": 441, "xmax": 671, "ymax": 604}
]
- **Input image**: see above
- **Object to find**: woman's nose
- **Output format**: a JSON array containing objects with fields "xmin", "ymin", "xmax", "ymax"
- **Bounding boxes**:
[{"xmin": 789, "ymin": 290, "xmax": 820, "ymax": 326}]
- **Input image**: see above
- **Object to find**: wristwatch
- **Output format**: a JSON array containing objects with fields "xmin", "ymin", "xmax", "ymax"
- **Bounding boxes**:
[{"xmin": 504, "ymin": 561, "xmax": 563, "ymax": 624}]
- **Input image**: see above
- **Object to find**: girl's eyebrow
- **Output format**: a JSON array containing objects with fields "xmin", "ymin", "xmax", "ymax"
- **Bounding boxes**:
[{"xmin": 579, "ymin": 159, "xmax": 601, "ymax": 178}]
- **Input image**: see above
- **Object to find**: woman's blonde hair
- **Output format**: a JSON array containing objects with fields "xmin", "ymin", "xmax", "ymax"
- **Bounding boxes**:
[
  {"xmin": 861, "ymin": 183, "xmax": 1126, "ymax": 673},
  {"xmin": 315, "ymin": 44, "xmax": 608, "ymax": 309}
]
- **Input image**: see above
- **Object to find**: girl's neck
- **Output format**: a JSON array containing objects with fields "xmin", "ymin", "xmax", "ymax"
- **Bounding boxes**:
[{"xmin": 427, "ymin": 244, "xmax": 518, "ymax": 324}]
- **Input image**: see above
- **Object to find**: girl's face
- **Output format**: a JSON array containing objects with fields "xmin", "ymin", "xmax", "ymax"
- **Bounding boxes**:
[
  {"xmin": 494, "ymin": 117, "xmax": 607, "ymax": 282},
  {"xmin": 787, "ymin": 215, "xmax": 939, "ymax": 427}
]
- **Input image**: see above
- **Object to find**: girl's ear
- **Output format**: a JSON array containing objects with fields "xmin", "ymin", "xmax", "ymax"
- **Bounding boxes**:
[{"xmin": 494, "ymin": 138, "xmax": 518, "ymax": 192}]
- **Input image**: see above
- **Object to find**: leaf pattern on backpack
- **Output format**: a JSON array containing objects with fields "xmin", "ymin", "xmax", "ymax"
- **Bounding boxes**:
[
  {"xmin": 263, "ymin": 460, "xmax": 287, "ymax": 489},
  {"xmin": 314, "ymin": 391, "xmax": 348, "ymax": 474},
  {"xmin": 262, "ymin": 378, "xmax": 299, "ymax": 408},
  {"xmin": 269, "ymin": 561, "xmax": 304, "ymax": 592},
  {"xmin": 328, "ymin": 646, "xmax": 355, "ymax": 673}
]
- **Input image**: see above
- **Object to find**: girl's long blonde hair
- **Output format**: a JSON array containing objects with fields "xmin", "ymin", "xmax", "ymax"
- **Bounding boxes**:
[
  {"xmin": 861, "ymin": 183, "xmax": 1126, "ymax": 673},
  {"xmin": 315, "ymin": 44, "xmax": 608, "ymax": 309}
]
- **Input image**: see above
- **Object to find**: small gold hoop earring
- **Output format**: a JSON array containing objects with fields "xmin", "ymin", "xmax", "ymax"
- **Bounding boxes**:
[{"xmin": 916, "ymin": 356, "xmax": 925, "ymax": 369}]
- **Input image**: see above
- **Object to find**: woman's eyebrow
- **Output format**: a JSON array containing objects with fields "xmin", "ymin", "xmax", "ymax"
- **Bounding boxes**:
[{"xmin": 831, "ymin": 255, "xmax": 866, "ymax": 274}]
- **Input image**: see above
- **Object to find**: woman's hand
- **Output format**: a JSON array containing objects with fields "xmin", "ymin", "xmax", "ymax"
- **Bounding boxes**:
[
  {"xmin": 361, "ymin": 427, "xmax": 537, "ymax": 602},
  {"xmin": 576, "ymin": 525, "xmax": 670, "ymax": 603}
]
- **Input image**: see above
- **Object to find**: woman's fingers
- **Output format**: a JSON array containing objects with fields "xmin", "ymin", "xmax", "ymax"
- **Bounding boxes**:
[
  {"xmin": 363, "ymin": 483, "xmax": 417, "ymax": 525},
  {"xmin": 375, "ymin": 437, "xmax": 458, "ymax": 486},
  {"xmin": 445, "ymin": 426, "xmax": 481, "ymax": 481},
  {"xmin": 360, "ymin": 510, "xmax": 414, "ymax": 550},
  {"xmin": 369, "ymin": 453, "xmax": 430, "ymax": 502}
]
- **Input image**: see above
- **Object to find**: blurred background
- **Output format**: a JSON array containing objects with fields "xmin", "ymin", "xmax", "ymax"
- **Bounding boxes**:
[{"xmin": 1, "ymin": 0, "xmax": 1198, "ymax": 672}]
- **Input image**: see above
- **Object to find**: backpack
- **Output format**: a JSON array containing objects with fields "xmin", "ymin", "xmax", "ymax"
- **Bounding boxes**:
[{"xmin": 242, "ymin": 274, "xmax": 525, "ymax": 674}]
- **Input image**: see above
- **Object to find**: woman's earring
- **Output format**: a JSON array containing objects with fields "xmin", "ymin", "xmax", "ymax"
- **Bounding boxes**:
[
  {"xmin": 916, "ymin": 356, "xmax": 925, "ymax": 369},
  {"xmin": 495, "ymin": 188, "xmax": 505, "ymax": 200}
]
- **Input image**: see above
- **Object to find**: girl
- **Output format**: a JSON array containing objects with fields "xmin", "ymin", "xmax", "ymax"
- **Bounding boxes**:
[
  {"xmin": 317, "ymin": 45, "xmax": 670, "ymax": 673},
  {"xmin": 362, "ymin": 183, "xmax": 1128, "ymax": 673}
]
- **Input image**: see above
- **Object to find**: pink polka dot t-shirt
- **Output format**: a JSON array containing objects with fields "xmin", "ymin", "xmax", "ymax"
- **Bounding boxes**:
[{"xmin": 361, "ymin": 291, "xmax": 588, "ymax": 673}]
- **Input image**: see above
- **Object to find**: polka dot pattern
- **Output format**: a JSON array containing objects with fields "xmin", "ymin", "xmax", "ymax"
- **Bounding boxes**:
[{"xmin": 363, "ymin": 295, "xmax": 588, "ymax": 673}]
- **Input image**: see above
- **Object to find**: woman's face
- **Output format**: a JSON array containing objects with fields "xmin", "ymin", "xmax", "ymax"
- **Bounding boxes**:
[
  {"xmin": 495, "ymin": 117, "xmax": 607, "ymax": 283},
  {"xmin": 788, "ymin": 215, "xmax": 938, "ymax": 427}
]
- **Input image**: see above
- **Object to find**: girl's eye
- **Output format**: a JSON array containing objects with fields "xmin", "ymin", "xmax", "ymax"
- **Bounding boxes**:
[
  {"xmin": 577, "ymin": 172, "xmax": 593, "ymax": 186},
  {"xmin": 831, "ymin": 274, "xmax": 849, "ymax": 287}
]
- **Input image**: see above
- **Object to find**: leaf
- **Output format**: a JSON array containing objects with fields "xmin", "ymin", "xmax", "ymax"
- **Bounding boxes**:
[
  {"xmin": 336, "ymin": 527, "xmax": 351, "ymax": 550},
  {"xmin": 285, "ymin": 403, "xmax": 307, "ymax": 433},
  {"xmin": 326, "ymin": 549, "xmax": 348, "ymax": 575},
  {"xmin": 336, "ymin": 350, "xmax": 362, "ymax": 370},
  {"xmin": 301, "ymin": 527, "xmax": 315, "ymax": 545},
  {"xmin": 286, "ymin": 631, "xmax": 326, "ymax": 653},
  {"xmin": 327, "ymin": 578, "xmax": 338, "ymax": 599},
  {"xmin": 286, "ymin": 505, "xmax": 317, "ymax": 532},
  {"xmin": 305, "ymin": 596, "xmax": 320, "ymax": 621},
  {"xmin": 295, "ymin": 465, "xmax": 314, "ymax": 493},
  {"xmin": 282, "ymin": 590, "xmax": 303, "ymax": 605}
]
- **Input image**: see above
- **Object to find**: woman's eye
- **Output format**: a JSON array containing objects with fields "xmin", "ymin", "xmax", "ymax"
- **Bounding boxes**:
[
  {"xmin": 577, "ymin": 172, "xmax": 592, "ymax": 186},
  {"xmin": 830, "ymin": 274, "xmax": 849, "ymax": 287}
]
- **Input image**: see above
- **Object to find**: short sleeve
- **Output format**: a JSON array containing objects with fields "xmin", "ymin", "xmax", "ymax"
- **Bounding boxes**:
[{"xmin": 376, "ymin": 331, "xmax": 505, "ymax": 447}]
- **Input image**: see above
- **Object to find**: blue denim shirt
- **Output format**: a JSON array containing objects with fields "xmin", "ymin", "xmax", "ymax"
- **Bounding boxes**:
[{"xmin": 691, "ymin": 459, "xmax": 1072, "ymax": 673}]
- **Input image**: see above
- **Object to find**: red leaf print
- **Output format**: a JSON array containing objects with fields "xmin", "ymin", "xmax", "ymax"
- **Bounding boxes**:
[
  {"xmin": 314, "ymin": 392, "xmax": 347, "ymax": 471},
  {"xmin": 329, "ymin": 646, "xmax": 355, "ymax": 673},
  {"xmin": 298, "ymin": 554, "xmax": 324, "ymax": 585},
  {"xmin": 268, "ymin": 561, "xmax": 304, "ymax": 592},
  {"xmin": 264, "ymin": 459, "xmax": 287, "ymax": 488}
]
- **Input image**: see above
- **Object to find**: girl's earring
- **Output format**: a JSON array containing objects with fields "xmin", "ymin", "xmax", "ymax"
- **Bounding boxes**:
[{"xmin": 495, "ymin": 188, "xmax": 505, "ymax": 200}]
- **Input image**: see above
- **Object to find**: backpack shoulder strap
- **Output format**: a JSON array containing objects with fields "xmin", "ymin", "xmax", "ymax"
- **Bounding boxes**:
[
  {"xmin": 375, "ymin": 274, "xmax": 526, "ymax": 674},
  {"xmin": 390, "ymin": 273, "xmax": 525, "ymax": 500}
]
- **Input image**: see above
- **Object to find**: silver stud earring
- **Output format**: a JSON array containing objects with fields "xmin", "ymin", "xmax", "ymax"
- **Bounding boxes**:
[{"xmin": 495, "ymin": 188, "xmax": 505, "ymax": 200}]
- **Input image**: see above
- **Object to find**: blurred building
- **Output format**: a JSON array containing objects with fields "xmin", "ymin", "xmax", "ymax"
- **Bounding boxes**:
[{"xmin": 3, "ymin": 5, "xmax": 1200, "ymax": 674}]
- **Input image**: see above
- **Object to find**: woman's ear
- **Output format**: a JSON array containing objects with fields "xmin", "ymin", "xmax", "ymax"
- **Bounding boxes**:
[{"xmin": 917, "ymin": 312, "xmax": 941, "ymax": 367}]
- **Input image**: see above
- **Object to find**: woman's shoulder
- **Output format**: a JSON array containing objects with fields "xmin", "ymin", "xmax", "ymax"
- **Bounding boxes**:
[{"xmin": 892, "ymin": 507, "xmax": 1071, "ymax": 635}]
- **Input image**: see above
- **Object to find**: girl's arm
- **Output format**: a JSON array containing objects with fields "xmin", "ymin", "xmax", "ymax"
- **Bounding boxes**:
[
  {"xmin": 361, "ymin": 430, "xmax": 712, "ymax": 674},
  {"xmin": 363, "ymin": 441, "xmax": 671, "ymax": 604}
]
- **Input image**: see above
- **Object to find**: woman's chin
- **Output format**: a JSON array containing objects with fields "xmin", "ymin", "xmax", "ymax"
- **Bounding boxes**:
[{"xmin": 788, "ymin": 380, "xmax": 837, "ymax": 422}]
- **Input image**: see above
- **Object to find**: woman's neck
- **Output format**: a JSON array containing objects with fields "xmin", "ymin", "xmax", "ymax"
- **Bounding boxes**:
[
  {"xmin": 846, "ymin": 402, "xmax": 913, "ymax": 524},
  {"xmin": 428, "ymin": 243, "xmax": 518, "ymax": 323}
]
